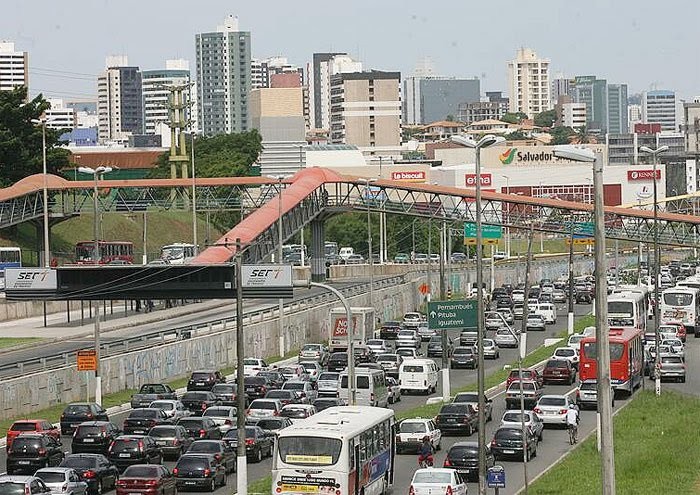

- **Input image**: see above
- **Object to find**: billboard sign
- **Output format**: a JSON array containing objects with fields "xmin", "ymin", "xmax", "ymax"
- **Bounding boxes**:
[
  {"xmin": 465, "ymin": 173, "xmax": 492, "ymax": 187},
  {"xmin": 627, "ymin": 170, "xmax": 660, "ymax": 181},
  {"xmin": 5, "ymin": 268, "xmax": 57, "ymax": 291}
]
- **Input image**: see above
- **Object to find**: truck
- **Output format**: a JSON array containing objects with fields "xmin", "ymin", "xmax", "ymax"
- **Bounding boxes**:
[
  {"xmin": 328, "ymin": 306, "xmax": 375, "ymax": 352},
  {"xmin": 130, "ymin": 383, "xmax": 178, "ymax": 408}
]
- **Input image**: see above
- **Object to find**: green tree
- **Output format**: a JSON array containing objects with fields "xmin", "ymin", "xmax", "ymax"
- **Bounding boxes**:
[
  {"xmin": 504, "ymin": 130, "xmax": 530, "ymax": 141},
  {"xmin": 0, "ymin": 87, "xmax": 71, "ymax": 186},
  {"xmin": 501, "ymin": 112, "xmax": 528, "ymax": 124},
  {"xmin": 446, "ymin": 114, "xmax": 455, "ymax": 122},
  {"xmin": 534, "ymin": 109, "xmax": 557, "ymax": 128},
  {"xmin": 550, "ymin": 126, "xmax": 576, "ymax": 145}
]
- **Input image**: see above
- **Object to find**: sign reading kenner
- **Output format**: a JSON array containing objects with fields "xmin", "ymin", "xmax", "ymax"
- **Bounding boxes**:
[{"xmin": 241, "ymin": 265, "xmax": 293, "ymax": 288}]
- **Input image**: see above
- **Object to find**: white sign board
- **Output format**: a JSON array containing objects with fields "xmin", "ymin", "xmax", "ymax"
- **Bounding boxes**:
[
  {"xmin": 241, "ymin": 264, "xmax": 293, "ymax": 288},
  {"xmin": 5, "ymin": 268, "xmax": 58, "ymax": 290}
]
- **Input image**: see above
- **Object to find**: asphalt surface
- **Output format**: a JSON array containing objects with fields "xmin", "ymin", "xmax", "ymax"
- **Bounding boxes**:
[{"xmin": 0, "ymin": 300, "xmax": 595, "ymax": 495}]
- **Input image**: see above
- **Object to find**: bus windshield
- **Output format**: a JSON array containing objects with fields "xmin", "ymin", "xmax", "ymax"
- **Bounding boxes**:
[
  {"xmin": 581, "ymin": 342, "xmax": 625, "ymax": 361},
  {"xmin": 278, "ymin": 436, "xmax": 342, "ymax": 466},
  {"xmin": 608, "ymin": 301, "xmax": 634, "ymax": 316},
  {"xmin": 663, "ymin": 293, "xmax": 693, "ymax": 306}
]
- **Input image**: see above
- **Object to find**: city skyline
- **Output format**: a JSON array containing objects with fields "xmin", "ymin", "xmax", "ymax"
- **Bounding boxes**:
[{"xmin": 1, "ymin": 0, "xmax": 698, "ymax": 102}]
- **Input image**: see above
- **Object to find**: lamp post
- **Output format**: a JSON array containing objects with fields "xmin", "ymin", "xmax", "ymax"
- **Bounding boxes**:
[
  {"xmin": 31, "ymin": 118, "xmax": 51, "ymax": 267},
  {"xmin": 361, "ymin": 179, "xmax": 378, "ymax": 312},
  {"xmin": 452, "ymin": 134, "xmax": 505, "ymax": 495},
  {"xmin": 639, "ymin": 145, "xmax": 668, "ymax": 398},
  {"xmin": 501, "ymin": 174, "xmax": 511, "ymax": 259},
  {"xmin": 190, "ymin": 132, "xmax": 198, "ymax": 255},
  {"xmin": 77, "ymin": 166, "xmax": 113, "ymax": 406},
  {"xmin": 554, "ymin": 145, "xmax": 615, "ymax": 495},
  {"xmin": 267, "ymin": 175, "xmax": 290, "ymax": 356}
]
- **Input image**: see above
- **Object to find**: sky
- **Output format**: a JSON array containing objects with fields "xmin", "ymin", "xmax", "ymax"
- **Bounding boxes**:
[{"xmin": 2, "ymin": 0, "xmax": 699, "ymax": 102}]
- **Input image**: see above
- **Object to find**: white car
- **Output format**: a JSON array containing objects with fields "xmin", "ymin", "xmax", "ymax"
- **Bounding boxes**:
[
  {"xmin": 396, "ymin": 347, "xmax": 421, "ymax": 359},
  {"xmin": 246, "ymin": 399, "xmax": 282, "ymax": 418},
  {"xmin": 149, "ymin": 399, "xmax": 191, "ymax": 420},
  {"xmin": 403, "ymin": 312, "xmax": 422, "ymax": 328},
  {"xmin": 35, "ymin": 468, "xmax": 88, "ymax": 495},
  {"xmin": 494, "ymin": 328, "xmax": 518, "ymax": 348},
  {"xmin": 202, "ymin": 405, "xmax": 237, "ymax": 433},
  {"xmin": 243, "ymin": 358, "xmax": 268, "ymax": 377},
  {"xmin": 485, "ymin": 312, "xmax": 503, "ymax": 330},
  {"xmin": 409, "ymin": 469, "xmax": 467, "ymax": 495},
  {"xmin": 366, "ymin": 339, "xmax": 390, "ymax": 355},
  {"xmin": 660, "ymin": 338, "xmax": 684, "ymax": 358},
  {"xmin": 280, "ymin": 404, "xmax": 317, "ymax": 423},
  {"xmin": 483, "ymin": 339, "xmax": 500, "ymax": 359},
  {"xmin": 526, "ymin": 314, "xmax": 546, "ymax": 331},
  {"xmin": 386, "ymin": 377, "xmax": 401, "ymax": 404},
  {"xmin": 533, "ymin": 395, "xmax": 576, "ymax": 426},
  {"xmin": 552, "ymin": 347, "xmax": 579, "ymax": 369},
  {"xmin": 298, "ymin": 361, "xmax": 322, "ymax": 381},
  {"xmin": 396, "ymin": 418, "xmax": 441, "ymax": 453},
  {"xmin": 396, "ymin": 329, "xmax": 421, "ymax": 349},
  {"xmin": 512, "ymin": 290, "xmax": 525, "ymax": 303},
  {"xmin": 567, "ymin": 333, "xmax": 585, "ymax": 351}
]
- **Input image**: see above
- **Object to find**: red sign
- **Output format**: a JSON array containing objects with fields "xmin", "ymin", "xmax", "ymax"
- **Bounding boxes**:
[
  {"xmin": 627, "ymin": 170, "xmax": 660, "ymax": 181},
  {"xmin": 465, "ymin": 173, "xmax": 492, "ymax": 187},
  {"xmin": 332, "ymin": 316, "xmax": 357, "ymax": 338},
  {"xmin": 391, "ymin": 171, "xmax": 426, "ymax": 182},
  {"xmin": 418, "ymin": 283, "xmax": 430, "ymax": 295}
]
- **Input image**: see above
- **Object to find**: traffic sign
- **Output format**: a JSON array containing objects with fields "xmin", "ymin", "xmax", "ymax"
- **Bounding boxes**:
[
  {"xmin": 464, "ymin": 223, "xmax": 501, "ymax": 245},
  {"xmin": 77, "ymin": 350, "xmax": 97, "ymax": 371},
  {"xmin": 427, "ymin": 300, "xmax": 477, "ymax": 330},
  {"xmin": 487, "ymin": 465, "xmax": 506, "ymax": 489}
]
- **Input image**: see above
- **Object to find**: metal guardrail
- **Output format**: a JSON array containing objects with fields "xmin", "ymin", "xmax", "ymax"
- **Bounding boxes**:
[{"xmin": 0, "ymin": 273, "xmax": 411, "ymax": 380}]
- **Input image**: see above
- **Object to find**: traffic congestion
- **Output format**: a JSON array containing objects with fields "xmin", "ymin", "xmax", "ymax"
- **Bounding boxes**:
[{"xmin": 0, "ymin": 257, "xmax": 695, "ymax": 495}]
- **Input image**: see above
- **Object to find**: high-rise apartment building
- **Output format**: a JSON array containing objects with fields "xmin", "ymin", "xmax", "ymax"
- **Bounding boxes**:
[
  {"xmin": 195, "ymin": 15, "xmax": 251, "ymax": 135},
  {"xmin": 457, "ymin": 92, "xmax": 508, "ymax": 125},
  {"xmin": 329, "ymin": 70, "xmax": 401, "ymax": 152},
  {"xmin": 252, "ymin": 57, "xmax": 303, "ymax": 89},
  {"xmin": 642, "ymin": 90, "xmax": 677, "ymax": 131},
  {"xmin": 555, "ymin": 96, "xmax": 586, "ymax": 129},
  {"xmin": 97, "ymin": 56, "xmax": 143, "ymax": 143},
  {"xmin": 607, "ymin": 83, "xmax": 629, "ymax": 134},
  {"xmin": 551, "ymin": 76, "xmax": 573, "ymax": 105},
  {"xmin": 506, "ymin": 48, "xmax": 550, "ymax": 117},
  {"xmin": 0, "ymin": 41, "xmax": 28, "ymax": 92},
  {"xmin": 308, "ymin": 53, "xmax": 362, "ymax": 130},
  {"xmin": 141, "ymin": 59, "xmax": 191, "ymax": 136},
  {"xmin": 402, "ymin": 76, "xmax": 480, "ymax": 124},
  {"xmin": 45, "ymin": 98, "xmax": 77, "ymax": 129}
]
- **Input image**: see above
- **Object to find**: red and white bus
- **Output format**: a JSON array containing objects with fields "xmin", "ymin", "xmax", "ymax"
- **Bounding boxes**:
[
  {"xmin": 607, "ymin": 288, "xmax": 648, "ymax": 333},
  {"xmin": 75, "ymin": 241, "xmax": 134, "ymax": 265},
  {"xmin": 579, "ymin": 327, "xmax": 644, "ymax": 395}
]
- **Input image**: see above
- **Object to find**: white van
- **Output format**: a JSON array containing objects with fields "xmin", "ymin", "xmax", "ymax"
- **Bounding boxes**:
[
  {"xmin": 533, "ymin": 303, "xmax": 557, "ymax": 324},
  {"xmin": 338, "ymin": 368, "xmax": 389, "ymax": 407},
  {"xmin": 399, "ymin": 359, "xmax": 439, "ymax": 395},
  {"xmin": 338, "ymin": 247, "xmax": 354, "ymax": 261}
]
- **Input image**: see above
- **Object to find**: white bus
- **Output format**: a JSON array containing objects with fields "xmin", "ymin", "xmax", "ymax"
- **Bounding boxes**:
[
  {"xmin": 607, "ymin": 289, "xmax": 648, "ymax": 333},
  {"xmin": 660, "ymin": 286, "xmax": 700, "ymax": 336},
  {"xmin": 272, "ymin": 406, "xmax": 395, "ymax": 495},
  {"xmin": 160, "ymin": 243, "xmax": 197, "ymax": 264}
]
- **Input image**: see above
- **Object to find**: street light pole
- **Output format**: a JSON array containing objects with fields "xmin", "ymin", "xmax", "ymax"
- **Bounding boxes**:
[
  {"xmin": 77, "ymin": 166, "xmax": 113, "ymax": 406},
  {"xmin": 640, "ymin": 145, "xmax": 668, "ymax": 397},
  {"xmin": 278, "ymin": 176, "xmax": 285, "ymax": 356},
  {"xmin": 501, "ymin": 174, "xmax": 511, "ymax": 259},
  {"xmin": 32, "ymin": 118, "xmax": 51, "ymax": 267},
  {"xmin": 568, "ymin": 219, "xmax": 575, "ymax": 335},
  {"xmin": 362, "ymin": 179, "xmax": 377, "ymax": 313}
]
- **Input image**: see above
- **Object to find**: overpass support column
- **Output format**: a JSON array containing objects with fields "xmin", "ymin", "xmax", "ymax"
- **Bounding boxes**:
[{"xmin": 310, "ymin": 219, "xmax": 326, "ymax": 282}]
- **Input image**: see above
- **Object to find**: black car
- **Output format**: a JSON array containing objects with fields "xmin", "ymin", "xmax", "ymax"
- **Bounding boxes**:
[
  {"xmin": 72, "ymin": 421, "xmax": 121, "ymax": 455},
  {"xmin": 107, "ymin": 435, "xmax": 163, "ymax": 472},
  {"xmin": 435, "ymin": 403, "xmax": 479, "ymax": 436},
  {"xmin": 252, "ymin": 417, "xmax": 293, "ymax": 435},
  {"xmin": 60, "ymin": 403, "xmax": 109, "ymax": 435},
  {"xmin": 222, "ymin": 426, "xmax": 273, "ymax": 463},
  {"xmin": 451, "ymin": 346, "xmax": 477, "ymax": 369},
  {"xmin": 181, "ymin": 391, "xmax": 220, "ymax": 415},
  {"xmin": 60, "ymin": 453, "xmax": 119, "ymax": 495},
  {"xmin": 148, "ymin": 425, "xmax": 194, "ymax": 460},
  {"xmin": 427, "ymin": 335, "xmax": 452, "ymax": 358},
  {"xmin": 187, "ymin": 370, "xmax": 225, "ymax": 392},
  {"xmin": 187, "ymin": 440, "xmax": 236, "ymax": 474},
  {"xmin": 257, "ymin": 371, "xmax": 286, "ymax": 389},
  {"xmin": 313, "ymin": 398, "xmax": 345, "ymax": 412},
  {"xmin": 176, "ymin": 417, "xmax": 221, "ymax": 440},
  {"xmin": 211, "ymin": 383, "xmax": 245, "ymax": 407},
  {"xmin": 327, "ymin": 352, "xmax": 349, "ymax": 372},
  {"xmin": 379, "ymin": 321, "xmax": 402, "ymax": 340},
  {"xmin": 265, "ymin": 389, "xmax": 301, "ymax": 406},
  {"xmin": 242, "ymin": 376, "xmax": 270, "ymax": 400},
  {"xmin": 123, "ymin": 408, "xmax": 171, "ymax": 435},
  {"xmin": 6, "ymin": 434, "xmax": 64, "ymax": 474},
  {"xmin": 443, "ymin": 441, "xmax": 495, "ymax": 481},
  {"xmin": 173, "ymin": 453, "xmax": 226, "ymax": 492},
  {"xmin": 495, "ymin": 296, "xmax": 513, "ymax": 309},
  {"xmin": 490, "ymin": 427, "xmax": 538, "ymax": 461}
]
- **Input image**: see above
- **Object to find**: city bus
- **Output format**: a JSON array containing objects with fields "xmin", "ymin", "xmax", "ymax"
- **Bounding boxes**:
[
  {"xmin": 579, "ymin": 327, "xmax": 644, "ymax": 395},
  {"xmin": 660, "ymin": 286, "xmax": 700, "ymax": 337},
  {"xmin": 272, "ymin": 406, "xmax": 395, "ymax": 495},
  {"xmin": 607, "ymin": 289, "xmax": 648, "ymax": 333},
  {"xmin": 75, "ymin": 241, "xmax": 134, "ymax": 265},
  {"xmin": 160, "ymin": 243, "xmax": 197, "ymax": 264},
  {"xmin": 0, "ymin": 247, "xmax": 21, "ymax": 289}
]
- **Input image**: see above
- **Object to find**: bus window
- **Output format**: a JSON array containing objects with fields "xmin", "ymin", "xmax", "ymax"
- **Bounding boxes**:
[{"xmin": 277, "ymin": 436, "xmax": 342, "ymax": 466}]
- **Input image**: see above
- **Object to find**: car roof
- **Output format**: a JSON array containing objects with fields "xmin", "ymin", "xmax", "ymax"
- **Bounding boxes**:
[
  {"xmin": 450, "ymin": 441, "xmax": 479, "ymax": 448},
  {"xmin": 11, "ymin": 419, "xmax": 46, "ymax": 424},
  {"xmin": 0, "ymin": 476, "xmax": 39, "ymax": 482},
  {"xmin": 539, "ymin": 394, "xmax": 569, "ymax": 400}
]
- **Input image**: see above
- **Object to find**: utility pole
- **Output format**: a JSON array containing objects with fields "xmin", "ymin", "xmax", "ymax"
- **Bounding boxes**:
[
  {"xmin": 439, "ymin": 220, "xmax": 449, "ymax": 401},
  {"xmin": 235, "ymin": 239, "xmax": 247, "ymax": 495},
  {"xmin": 568, "ymin": 219, "xmax": 575, "ymax": 335}
]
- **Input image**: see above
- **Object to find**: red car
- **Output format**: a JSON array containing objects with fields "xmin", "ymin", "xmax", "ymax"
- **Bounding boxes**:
[
  {"xmin": 116, "ymin": 464, "xmax": 177, "ymax": 495},
  {"xmin": 506, "ymin": 368, "xmax": 544, "ymax": 389},
  {"xmin": 6, "ymin": 419, "xmax": 60, "ymax": 451},
  {"xmin": 542, "ymin": 359, "xmax": 577, "ymax": 385}
]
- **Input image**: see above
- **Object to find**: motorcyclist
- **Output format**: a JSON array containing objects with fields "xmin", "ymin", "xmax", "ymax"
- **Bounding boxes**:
[{"xmin": 418, "ymin": 435, "xmax": 434, "ymax": 466}]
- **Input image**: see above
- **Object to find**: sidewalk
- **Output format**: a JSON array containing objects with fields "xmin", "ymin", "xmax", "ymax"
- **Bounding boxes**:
[{"xmin": 0, "ymin": 299, "xmax": 232, "ymax": 340}]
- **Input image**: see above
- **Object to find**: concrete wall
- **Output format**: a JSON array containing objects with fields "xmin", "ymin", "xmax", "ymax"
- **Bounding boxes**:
[{"xmin": 0, "ymin": 299, "xmax": 78, "ymax": 322}]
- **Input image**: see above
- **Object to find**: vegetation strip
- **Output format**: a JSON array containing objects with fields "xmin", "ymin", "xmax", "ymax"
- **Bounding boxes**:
[
  {"xmin": 0, "ymin": 337, "xmax": 44, "ymax": 349},
  {"xmin": 528, "ymin": 390, "xmax": 700, "ymax": 495}
]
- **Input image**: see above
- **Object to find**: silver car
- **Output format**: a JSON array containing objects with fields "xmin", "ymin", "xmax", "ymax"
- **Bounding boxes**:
[
  {"xmin": 417, "ymin": 324, "xmax": 436, "ymax": 341},
  {"xmin": 534, "ymin": 395, "xmax": 574, "ymax": 426},
  {"xmin": 576, "ymin": 379, "xmax": 615, "ymax": 410},
  {"xmin": 660, "ymin": 338, "xmax": 684, "ymax": 358},
  {"xmin": 653, "ymin": 355, "xmax": 686, "ymax": 382},
  {"xmin": 403, "ymin": 312, "xmax": 422, "ymax": 328},
  {"xmin": 35, "ymin": 469, "xmax": 88, "ymax": 495},
  {"xmin": 317, "ymin": 371, "xmax": 340, "ymax": 397},
  {"xmin": 387, "ymin": 377, "xmax": 402, "ymax": 404},
  {"xmin": 149, "ymin": 399, "xmax": 191, "ymax": 421},
  {"xmin": 526, "ymin": 314, "xmax": 546, "ymax": 331},
  {"xmin": 494, "ymin": 328, "xmax": 518, "ymax": 348},
  {"xmin": 485, "ymin": 312, "xmax": 503, "ymax": 331},
  {"xmin": 0, "ymin": 476, "xmax": 53, "ymax": 495},
  {"xmin": 366, "ymin": 339, "xmax": 390, "ymax": 355},
  {"xmin": 483, "ymin": 339, "xmax": 500, "ymax": 359},
  {"xmin": 376, "ymin": 353, "xmax": 402, "ymax": 378},
  {"xmin": 396, "ymin": 329, "xmax": 421, "ymax": 349},
  {"xmin": 499, "ymin": 410, "xmax": 544, "ymax": 443},
  {"xmin": 202, "ymin": 405, "xmax": 237, "ymax": 434},
  {"xmin": 298, "ymin": 343, "xmax": 328, "ymax": 365}
]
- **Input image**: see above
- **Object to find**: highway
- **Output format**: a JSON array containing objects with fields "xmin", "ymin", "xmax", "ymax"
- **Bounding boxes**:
[{"xmin": 0, "ymin": 301, "xmax": 595, "ymax": 495}]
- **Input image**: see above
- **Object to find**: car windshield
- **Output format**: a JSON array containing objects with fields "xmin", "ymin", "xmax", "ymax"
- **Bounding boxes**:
[
  {"xmin": 377, "ymin": 354, "xmax": 398, "ymax": 362},
  {"xmin": 190, "ymin": 372, "xmax": 213, "ymax": 381},
  {"xmin": 256, "ymin": 419, "xmax": 285, "ymax": 430},
  {"xmin": 503, "ymin": 412, "xmax": 530, "ymax": 423},
  {"xmin": 211, "ymin": 385, "xmax": 236, "ymax": 394},
  {"xmin": 151, "ymin": 401, "xmax": 174, "ymax": 410},
  {"xmin": 398, "ymin": 331, "xmax": 415, "ymax": 337},
  {"xmin": 318, "ymin": 373, "xmax": 338, "ymax": 381},
  {"xmin": 149, "ymin": 427, "xmax": 177, "ymax": 438},
  {"xmin": 400, "ymin": 422, "xmax": 427, "ymax": 433},
  {"xmin": 10, "ymin": 438, "xmax": 41, "ymax": 451},
  {"xmin": 281, "ymin": 408, "xmax": 310, "ymax": 419},
  {"xmin": 582, "ymin": 342, "xmax": 625, "ymax": 361},
  {"xmin": 250, "ymin": 401, "xmax": 277, "ymax": 410},
  {"xmin": 10, "ymin": 422, "xmax": 38, "ymax": 431},
  {"xmin": 246, "ymin": 377, "xmax": 267, "ymax": 385},
  {"xmin": 440, "ymin": 404, "xmax": 468, "ymax": 414},
  {"xmin": 449, "ymin": 446, "xmax": 479, "ymax": 458},
  {"xmin": 175, "ymin": 457, "xmax": 208, "ymax": 470},
  {"xmin": 663, "ymin": 292, "xmax": 693, "ymax": 306},
  {"xmin": 453, "ymin": 348, "xmax": 473, "ymax": 355},
  {"xmin": 283, "ymin": 382, "xmax": 305, "ymax": 391},
  {"xmin": 0, "ymin": 483, "xmax": 26, "ymax": 495},
  {"xmin": 538, "ymin": 397, "xmax": 566, "ymax": 406},
  {"xmin": 496, "ymin": 429, "xmax": 523, "ymax": 440},
  {"xmin": 454, "ymin": 393, "xmax": 478, "ymax": 402},
  {"xmin": 64, "ymin": 405, "xmax": 90, "ymax": 415},
  {"xmin": 129, "ymin": 409, "xmax": 159, "ymax": 418},
  {"xmin": 277, "ymin": 437, "xmax": 342, "ymax": 466},
  {"xmin": 188, "ymin": 442, "xmax": 219, "ymax": 453},
  {"xmin": 555, "ymin": 349, "xmax": 574, "ymax": 357},
  {"xmin": 183, "ymin": 392, "xmax": 210, "ymax": 400},
  {"xmin": 509, "ymin": 382, "xmax": 535, "ymax": 391},
  {"xmin": 330, "ymin": 353, "xmax": 347, "ymax": 361},
  {"xmin": 662, "ymin": 356, "xmax": 683, "ymax": 364},
  {"xmin": 123, "ymin": 465, "xmax": 160, "ymax": 478},
  {"xmin": 302, "ymin": 345, "xmax": 321, "ymax": 352},
  {"xmin": 396, "ymin": 349, "xmax": 414, "ymax": 356},
  {"xmin": 402, "ymin": 365, "xmax": 424, "ymax": 372},
  {"xmin": 579, "ymin": 382, "xmax": 597, "ymax": 391},
  {"xmin": 412, "ymin": 472, "xmax": 452, "ymax": 484},
  {"xmin": 546, "ymin": 360, "xmax": 568, "ymax": 369},
  {"xmin": 35, "ymin": 472, "xmax": 65, "ymax": 483}
]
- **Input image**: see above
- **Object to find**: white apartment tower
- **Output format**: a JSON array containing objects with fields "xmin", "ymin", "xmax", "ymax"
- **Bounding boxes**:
[
  {"xmin": 141, "ymin": 59, "xmax": 191, "ymax": 140},
  {"xmin": 507, "ymin": 48, "xmax": 551, "ymax": 117},
  {"xmin": 642, "ymin": 90, "xmax": 677, "ymax": 131},
  {"xmin": 308, "ymin": 53, "xmax": 362, "ymax": 130},
  {"xmin": 97, "ymin": 56, "xmax": 143, "ymax": 143},
  {"xmin": 0, "ymin": 41, "xmax": 28, "ymax": 92}
]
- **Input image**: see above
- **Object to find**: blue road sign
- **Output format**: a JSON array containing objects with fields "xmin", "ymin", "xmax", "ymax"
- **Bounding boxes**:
[{"xmin": 486, "ymin": 465, "xmax": 506, "ymax": 489}]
